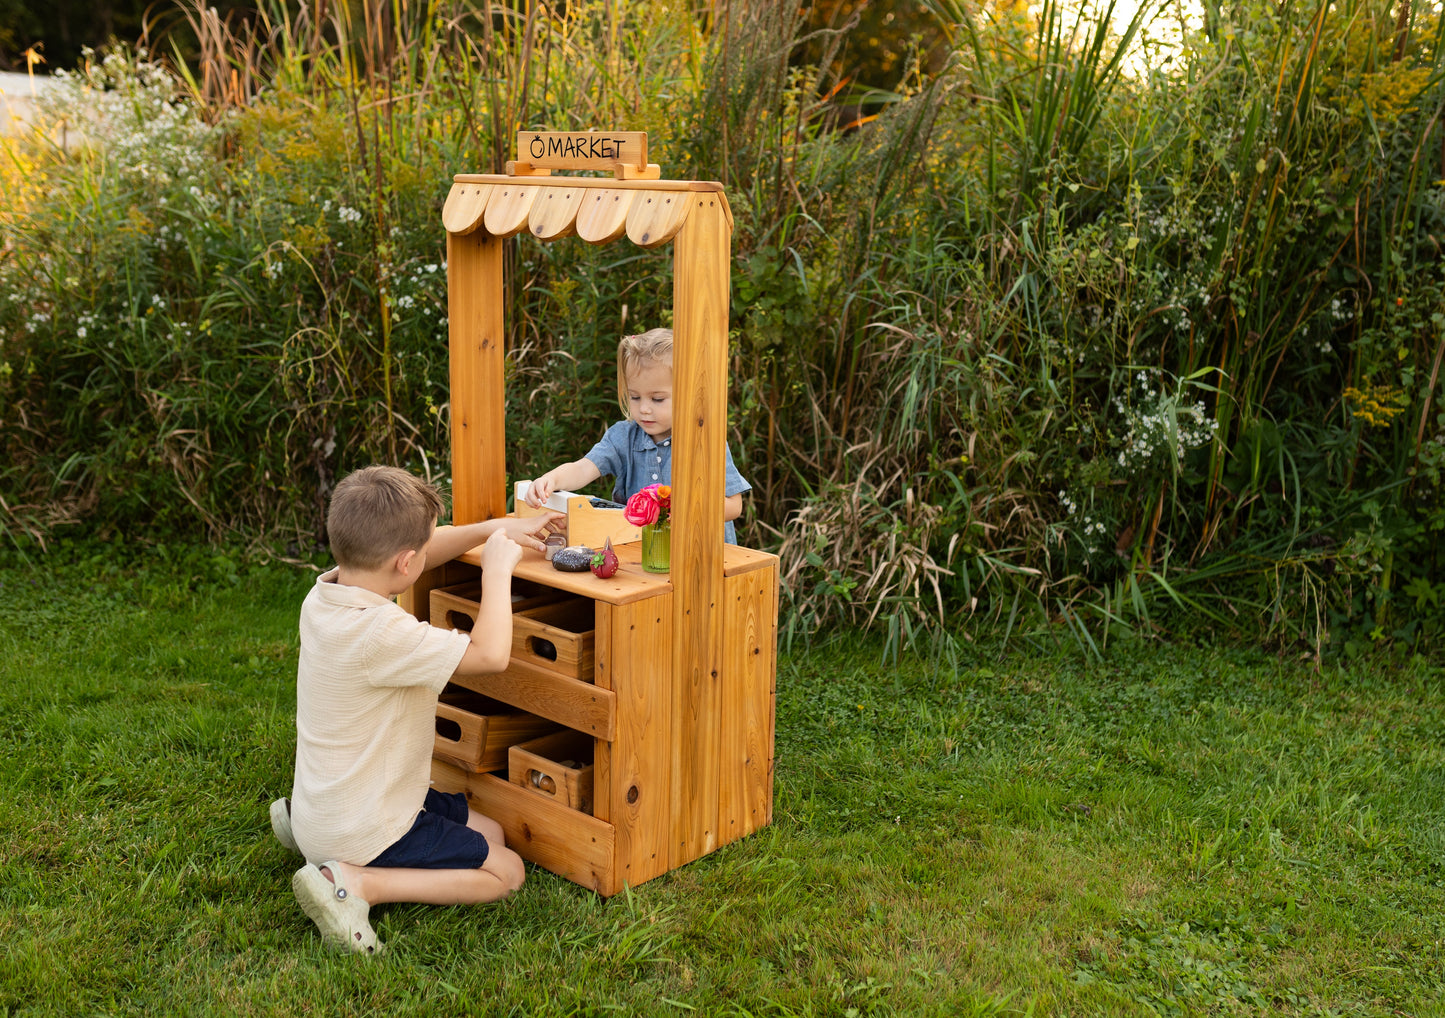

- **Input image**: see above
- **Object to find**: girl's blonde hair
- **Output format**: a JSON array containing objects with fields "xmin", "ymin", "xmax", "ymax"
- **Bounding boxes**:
[{"xmin": 616, "ymin": 328, "xmax": 673, "ymax": 416}]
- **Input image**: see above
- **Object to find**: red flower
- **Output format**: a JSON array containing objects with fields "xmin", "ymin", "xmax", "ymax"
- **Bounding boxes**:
[{"xmin": 624, "ymin": 483, "xmax": 671, "ymax": 526}]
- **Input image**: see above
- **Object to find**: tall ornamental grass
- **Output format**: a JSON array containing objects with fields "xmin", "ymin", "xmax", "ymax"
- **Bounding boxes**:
[{"xmin": 0, "ymin": 0, "xmax": 1441, "ymax": 658}]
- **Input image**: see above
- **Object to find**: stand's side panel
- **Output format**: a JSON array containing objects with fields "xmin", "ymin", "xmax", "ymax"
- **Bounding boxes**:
[
  {"xmin": 718, "ymin": 562, "xmax": 779, "ymax": 846},
  {"xmin": 669, "ymin": 196, "xmax": 731, "ymax": 863},
  {"xmin": 447, "ymin": 229, "xmax": 507, "ymax": 525},
  {"xmin": 596, "ymin": 595, "xmax": 675, "ymax": 889}
]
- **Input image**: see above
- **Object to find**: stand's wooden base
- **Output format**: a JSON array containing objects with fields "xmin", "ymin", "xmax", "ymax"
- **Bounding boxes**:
[{"xmin": 405, "ymin": 543, "xmax": 778, "ymax": 895}]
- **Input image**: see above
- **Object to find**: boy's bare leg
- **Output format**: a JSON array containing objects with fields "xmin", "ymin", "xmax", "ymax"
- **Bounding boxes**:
[
  {"xmin": 326, "ymin": 853, "xmax": 524, "ymax": 905},
  {"xmin": 316, "ymin": 809, "xmax": 524, "ymax": 906},
  {"xmin": 466, "ymin": 809, "xmax": 505, "ymax": 847}
]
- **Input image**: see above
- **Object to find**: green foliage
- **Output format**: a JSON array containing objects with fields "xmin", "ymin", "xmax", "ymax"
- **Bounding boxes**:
[{"xmin": 1, "ymin": 0, "xmax": 1444, "ymax": 654}]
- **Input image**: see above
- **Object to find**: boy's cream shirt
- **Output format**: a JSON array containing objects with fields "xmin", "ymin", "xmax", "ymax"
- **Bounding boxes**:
[{"xmin": 291, "ymin": 568, "xmax": 472, "ymax": 865}]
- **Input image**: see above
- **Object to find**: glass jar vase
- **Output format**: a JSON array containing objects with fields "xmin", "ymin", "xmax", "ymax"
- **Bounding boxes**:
[{"xmin": 640, "ymin": 517, "xmax": 671, "ymax": 573}]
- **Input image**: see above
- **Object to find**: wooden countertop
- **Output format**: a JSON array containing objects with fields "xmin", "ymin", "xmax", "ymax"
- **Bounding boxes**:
[{"xmin": 456, "ymin": 538, "xmax": 778, "ymax": 606}]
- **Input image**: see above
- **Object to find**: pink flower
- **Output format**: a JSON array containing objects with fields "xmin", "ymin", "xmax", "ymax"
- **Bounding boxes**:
[{"xmin": 624, "ymin": 483, "xmax": 670, "ymax": 526}]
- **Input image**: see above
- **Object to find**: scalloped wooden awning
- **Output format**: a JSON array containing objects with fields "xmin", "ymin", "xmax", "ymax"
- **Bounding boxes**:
[{"xmin": 441, "ymin": 175, "xmax": 733, "ymax": 247}]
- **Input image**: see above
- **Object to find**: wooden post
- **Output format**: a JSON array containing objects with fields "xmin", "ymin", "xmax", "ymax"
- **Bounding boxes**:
[
  {"xmin": 718, "ymin": 564, "xmax": 778, "ymax": 845},
  {"xmin": 596, "ymin": 596, "xmax": 675, "ymax": 889},
  {"xmin": 447, "ymin": 229, "xmax": 507, "ymax": 524},
  {"xmin": 669, "ymin": 196, "xmax": 730, "ymax": 862}
]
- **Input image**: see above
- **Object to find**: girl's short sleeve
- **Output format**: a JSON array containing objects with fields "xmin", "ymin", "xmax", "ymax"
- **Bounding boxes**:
[{"xmin": 583, "ymin": 420, "xmax": 632, "ymax": 480}]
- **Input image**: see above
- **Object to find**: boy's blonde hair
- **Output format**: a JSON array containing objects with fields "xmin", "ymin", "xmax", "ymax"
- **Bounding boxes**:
[
  {"xmin": 327, "ymin": 465, "xmax": 444, "ymax": 570},
  {"xmin": 616, "ymin": 328, "xmax": 673, "ymax": 417}
]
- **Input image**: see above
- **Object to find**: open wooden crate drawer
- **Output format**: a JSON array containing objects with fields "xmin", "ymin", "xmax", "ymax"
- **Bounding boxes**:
[
  {"xmin": 510, "ymin": 598, "xmax": 596, "ymax": 680},
  {"xmin": 429, "ymin": 579, "xmax": 565, "ymax": 633},
  {"xmin": 509, "ymin": 729, "xmax": 595, "ymax": 815},
  {"xmin": 434, "ymin": 686, "xmax": 556, "ymax": 773}
]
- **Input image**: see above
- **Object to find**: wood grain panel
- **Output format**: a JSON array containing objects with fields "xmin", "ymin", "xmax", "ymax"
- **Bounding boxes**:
[
  {"xmin": 668, "ymin": 197, "xmax": 731, "ymax": 863},
  {"xmin": 483, "ymin": 181, "xmax": 541, "ymax": 238},
  {"xmin": 433, "ymin": 762, "xmax": 617, "ymax": 895},
  {"xmin": 449, "ymin": 657, "xmax": 616, "ymax": 740},
  {"xmin": 446, "ymin": 229, "xmax": 506, "ymax": 525},
  {"xmin": 527, "ymin": 186, "xmax": 582, "ymax": 241},
  {"xmin": 718, "ymin": 564, "xmax": 779, "ymax": 845},
  {"xmin": 441, "ymin": 182, "xmax": 492, "ymax": 235},
  {"xmin": 626, "ymin": 189, "xmax": 692, "ymax": 248},
  {"xmin": 604, "ymin": 595, "xmax": 675, "ymax": 888},
  {"xmin": 575, "ymin": 188, "xmax": 634, "ymax": 243}
]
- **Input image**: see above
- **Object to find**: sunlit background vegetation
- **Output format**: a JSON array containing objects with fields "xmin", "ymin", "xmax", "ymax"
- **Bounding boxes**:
[{"xmin": 1, "ymin": 0, "xmax": 1442, "ymax": 659}]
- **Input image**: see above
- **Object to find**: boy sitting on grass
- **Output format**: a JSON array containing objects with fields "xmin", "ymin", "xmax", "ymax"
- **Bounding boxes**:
[{"xmin": 270, "ymin": 465, "xmax": 563, "ymax": 954}]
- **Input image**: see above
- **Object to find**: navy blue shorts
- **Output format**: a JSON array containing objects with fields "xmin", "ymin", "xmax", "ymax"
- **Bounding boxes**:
[{"xmin": 366, "ymin": 789, "xmax": 490, "ymax": 869}]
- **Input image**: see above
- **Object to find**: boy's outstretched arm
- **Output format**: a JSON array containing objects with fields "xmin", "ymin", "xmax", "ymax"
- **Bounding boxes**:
[
  {"xmin": 455, "ymin": 530, "xmax": 524, "ymax": 675},
  {"xmin": 429, "ymin": 511, "xmax": 564, "ymax": 560}
]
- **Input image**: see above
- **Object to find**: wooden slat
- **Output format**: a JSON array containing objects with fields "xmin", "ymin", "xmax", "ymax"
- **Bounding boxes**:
[
  {"xmin": 718, "ymin": 564, "xmax": 778, "ymax": 846},
  {"xmin": 441, "ymin": 182, "xmax": 492, "ymax": 235},
  {"xmin": 456, "ymin": 174, "xmax": 717, "ymax": 192},
  {"xmin": 527, "ymin": 185, "xmax": 582, "ymax": 241},
  {"xmin": 599, "ymin": 595, "xmax": 675, "ymax": 889},
  {"xmin": 433, "ymin": 762, "xmax": 617, "ymax": 895},
  {"xmin": 464, "ymin": 542, "xmax": 772, "ymax": 600},
  {"xmin": 592, "ymin": 602, "xmax": 616, "ymax": 830},
  {"xmin": 613, "ymin": 163, "xmax": 662, "ymax": 180},
  {"xmin": 575, "ymin": 188, "xmax": 634, "ymax": 243},
  {"xmin": 447, "ymin": 229, "xmax": 506, "ymax": 525},
  {"xmin": 626, "ymin": 189, "xmax": 692, "ymax": 249},
  {"xmin": 449, "ymin": 657, "xmax": 616, "ymax": 741},
  {"xmin": 483, "ymin": 181, "xmax": 541, "ymax": 239},
  {"xmin": 668, "ymin": 196, "xmax": 731, "ymax": 863}
]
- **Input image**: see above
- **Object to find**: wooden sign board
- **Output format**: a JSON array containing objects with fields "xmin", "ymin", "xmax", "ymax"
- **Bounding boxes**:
[{"xmin": 512, "ymin": 131, "xmax": 658, "ymax": 179}]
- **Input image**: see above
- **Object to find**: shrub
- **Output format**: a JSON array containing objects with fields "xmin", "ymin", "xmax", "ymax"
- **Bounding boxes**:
[{"xmin": 1, "ymin": 0, "xmax": 1442, "ymax": 657}]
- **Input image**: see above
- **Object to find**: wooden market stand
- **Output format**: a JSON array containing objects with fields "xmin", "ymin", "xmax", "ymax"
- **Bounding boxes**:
[{"xmin": 399, "ymin": 132, "xmax": 779, "ymax": 896}]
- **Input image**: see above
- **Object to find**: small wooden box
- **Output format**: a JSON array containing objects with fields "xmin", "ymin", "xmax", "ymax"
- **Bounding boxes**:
[
  {"xmin": 430, "ymin": 580, "xmax": 564, "ymax": 633},
  {"xmin": 514, "ymin": 485, "xmax": 642, "ymax": 548},
  {"xmin": 512, "ymin": 598, "xmax": 595, "ymax": 679},
  {"xmin": 509, "ymin": 730, "xmax": 594, "ymax": 814},
  {"xmin": 434, "ymin": 687, "xmax": 556, "ymax": 773}
]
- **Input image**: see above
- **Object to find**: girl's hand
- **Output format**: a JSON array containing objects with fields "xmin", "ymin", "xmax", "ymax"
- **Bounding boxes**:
[{"xmin": 524, "ymin": 473, "xmax": 559, "ymax": 508}]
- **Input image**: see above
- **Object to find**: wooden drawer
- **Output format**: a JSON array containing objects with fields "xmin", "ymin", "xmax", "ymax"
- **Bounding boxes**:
[
  {"xmin": 512, "ymin": 598, "xmax": 595, "ymax": 679},
  {"xmin": 434, "ymin": 687, "xmax": 556, "ymax": 773},
  {"xmin": 430, "ymin": 580, "xmax": 564, "ymax": 632},
  {"xmin": 509, "ymin": 730, "xmax": 594, "ymax": 815}
]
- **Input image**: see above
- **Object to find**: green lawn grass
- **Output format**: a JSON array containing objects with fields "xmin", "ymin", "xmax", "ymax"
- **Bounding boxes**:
[{"xmin": 1, "ymin": 550, "xmax": 1442, "ymax": 1016}]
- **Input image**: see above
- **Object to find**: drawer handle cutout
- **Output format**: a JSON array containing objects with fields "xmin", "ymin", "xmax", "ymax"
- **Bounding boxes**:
[
  {"xmin": 527, "ymin": 769, "xmax": 557, "ymax": 795},
  {"xmin": 446, "ymin": 610, "xmax": 474, "ymax": 632},
  {"xmin": 435, "ymin": 717, "xmax": 462, "ymax": 742},
  {"xmin": 528, "ymin": 637, "xmax": 558, "ymax": 661}
]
